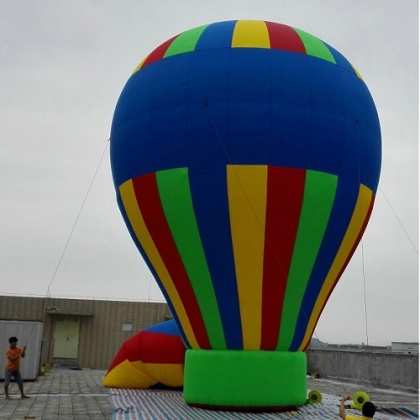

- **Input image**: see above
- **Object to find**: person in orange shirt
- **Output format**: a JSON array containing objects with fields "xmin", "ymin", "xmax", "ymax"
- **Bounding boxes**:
[{"xmin": 4, "ymin": 336, "xmax": 29, "ymax": 400}]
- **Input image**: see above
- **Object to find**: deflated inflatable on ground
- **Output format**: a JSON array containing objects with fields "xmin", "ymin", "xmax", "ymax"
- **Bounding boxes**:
[
  {"xmin": 108, "ymin": 20, "xmax": 381, "ymax": 410},
  {"xmin": 103, "ymin": 320, "xmax": 185, "ymax": 388}
]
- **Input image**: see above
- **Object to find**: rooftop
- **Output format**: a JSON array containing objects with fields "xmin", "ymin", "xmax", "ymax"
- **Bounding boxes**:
[{"xmin": 0, "ymin": 367, "xmax": 417, "ymax": 419}]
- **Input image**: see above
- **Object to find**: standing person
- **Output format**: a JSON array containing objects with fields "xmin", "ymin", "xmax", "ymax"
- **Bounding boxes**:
[
  {"xmin": 339, "ymin": 395, "xmax": 376, "ymax": 419},
  {"xmin": 4, "ymin": 336, "xmax": 29, "ymax": 400}
]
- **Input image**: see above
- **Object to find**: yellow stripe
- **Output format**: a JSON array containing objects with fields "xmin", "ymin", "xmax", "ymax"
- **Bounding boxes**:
[
  {"xmin": 103, "ymin": 359, "xmax": 156, "ymax": 388},
  {"xmin": 119, "ymin": 180, "xmax": 199, "ymax": 348},
  {"xmin": 227, "ymin": 165, "xmax": 267, "ymax": 349},
  {"xmin": 132, "ymin": 56, "xmax": 148, "ymax": 75},
  {"xmin": 232, "ymin": 20, "xmax": 270, "ymax": 48},
  {"xmin": 350, "ymin": 63, "xmax": 364, "ymax": 80},
  {"xmin": 298, "ymin": 184, "xmax": 373, "ymax": 351},
  {"xmin": 143, "ymin": 363, "xmax": 184, "ymax": 387}
]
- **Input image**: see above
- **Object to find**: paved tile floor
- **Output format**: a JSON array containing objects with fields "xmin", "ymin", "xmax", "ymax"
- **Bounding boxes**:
[
  {"xmin": 0, "ymin": 367, "xmax": 113, "ymax": 420},
  {"xmin": 1, "ymin": 367, "xmax": 418, "ymax": 419}
]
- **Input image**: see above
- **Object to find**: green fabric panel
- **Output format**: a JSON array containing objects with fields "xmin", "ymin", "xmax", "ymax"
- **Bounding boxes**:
[
  {"xmin": 184, "ymin": 349, "xmax": 307, "ymax": 407},
  {"xmin": 164, "ymin": 24, "xmax": 209, "ymax": 58},
  {"xmin": 293, "ymin": 28, "xmax": 336, "ymax": 64},
  {"xmin": 156, "ymin": 168, "xmax": 226, "ymax": 349},
  {"xmin": 277, "ymin": 171, "xmax": 337, "ymax": 350}
]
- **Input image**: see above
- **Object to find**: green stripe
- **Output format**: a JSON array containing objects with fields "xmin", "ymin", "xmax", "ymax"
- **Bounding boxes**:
[
  {"xmin": 293, "ymin": 28, "xmax": 336, "ymax": 64},
  {"xmin": 156, "ymin": 168, "xmax": 226, "ymax": 349},
  {"xmin": 164, "ymin": 24, "xmax": 209, "ymax": 58},
  {"xmin": 276, "ymin": 170, "xmax": 337, "ymax": 350}
]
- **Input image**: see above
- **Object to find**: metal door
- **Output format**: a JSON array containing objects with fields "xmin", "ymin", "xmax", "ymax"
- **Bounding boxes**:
[{"xmin": 53, "ymin": 319, "xmax": 80, "ymax": 358}]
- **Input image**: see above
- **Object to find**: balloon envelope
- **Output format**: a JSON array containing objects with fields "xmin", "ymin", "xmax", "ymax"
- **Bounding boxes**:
[
  {"xmin": 110, "ymin": 20, "xmax": 381, "ymax": 354},
  {"xmin": 103, "ymin": 320, "xmax": 185, "ymax": 388}
]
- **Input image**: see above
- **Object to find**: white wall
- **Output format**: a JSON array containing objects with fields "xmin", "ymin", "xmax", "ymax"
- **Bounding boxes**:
[{"xmin": 0, "ymin": 321, "xmax": 43, "ymax": 380}]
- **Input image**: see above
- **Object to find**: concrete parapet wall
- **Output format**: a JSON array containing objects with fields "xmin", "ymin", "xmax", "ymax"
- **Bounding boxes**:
[{"xmin": 307, "ymin": 349, "xmax": 418, "ymax": 390}]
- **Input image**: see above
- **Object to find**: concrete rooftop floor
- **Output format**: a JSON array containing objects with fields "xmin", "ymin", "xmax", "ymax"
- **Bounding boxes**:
[{"xmin": 0, "ymin": 367, "xmax": 418, "ymax": 419}]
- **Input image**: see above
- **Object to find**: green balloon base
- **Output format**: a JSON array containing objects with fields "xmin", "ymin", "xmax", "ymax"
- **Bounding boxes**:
[{"xmin": 183, "ymin": 349, "xmax": 307, "ymax": 411}]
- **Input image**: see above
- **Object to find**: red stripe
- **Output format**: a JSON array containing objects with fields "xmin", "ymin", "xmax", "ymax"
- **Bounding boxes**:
[
  {"xmin": 106, "ymin": 343, "xmax": 130, "ymax": 373},
  {"xmin": 141, "ymin": 35, "xmax": 177, "ymax": 68},
  {"xmin": 300, "ymin": 193, "xmax": 375, "ymax": 351},
  {"xmin": 265, "ymin": 22, "xmax": 306, "ymax": 54},
  {"xmin": 107, "ymin": 329, "xmax": 186, "ymax": 372},
  {"xmin": 106, "ymin": 332, "xmax": 143, "ymax": 372},
  {"xmin": 139, "ymin": 331, "xmax": 186, "ymax": 364},
  {"xmin": 260, "ymin": 167, "xmax": 306, "ymax": 349},
  {"xmin": 132, "ymin": 174, "xmax": 211, "ymax": 349}
]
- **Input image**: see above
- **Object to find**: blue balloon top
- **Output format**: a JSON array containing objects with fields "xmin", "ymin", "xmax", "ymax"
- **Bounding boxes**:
[{"xmin": 111, "ymin": 19, "xmax": 381, "ymax": 193}]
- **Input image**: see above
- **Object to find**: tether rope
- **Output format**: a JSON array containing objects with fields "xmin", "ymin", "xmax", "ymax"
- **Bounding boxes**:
[
  {"xmin": 21, "ymin": 139, "xmax": 110, "ymax": 349},
  {"xmin": 8, "ymin": 139, "xmax": 109, "ymax": 393},
  {"xmin": 378, "ymin": 186, "xmax": 418, "ymax": 255}
]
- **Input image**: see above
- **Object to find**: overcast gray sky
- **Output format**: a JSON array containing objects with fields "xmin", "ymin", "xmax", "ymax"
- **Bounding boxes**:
[{"xmin": 1, "ymin": 1, "xmax": 418, "ymax": 346}]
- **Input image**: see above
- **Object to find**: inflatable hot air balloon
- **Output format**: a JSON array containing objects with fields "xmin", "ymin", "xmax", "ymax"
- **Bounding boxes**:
[
  {"xmin": 103, "ymin": 320, "xmax": 185, "ymax": 389},
  {"xmin": 110, "ymin": 20, "xmax": 381, "ymax": 410}
]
